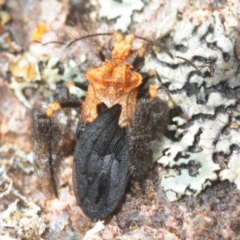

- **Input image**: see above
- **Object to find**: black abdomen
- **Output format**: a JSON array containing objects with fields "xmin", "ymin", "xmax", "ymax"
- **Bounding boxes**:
[{"xmin": 73, "ymin": 104, "xmax": 129, "ymax": 220}]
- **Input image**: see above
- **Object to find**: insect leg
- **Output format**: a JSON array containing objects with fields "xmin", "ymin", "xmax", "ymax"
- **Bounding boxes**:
[
  {"xmin": 32, "ymin": 112, "xmax": 61, "ymax": 198},
  {"xmin": 32, "ymin": 82, "xmax": 83, "ymax": 198},
  {"xmin": 128, "ymin": 93, "xmax": 169, "ymax": 180},
  {"xmin": 148, "ymin": 69, "xmax": 177, "ymax": 107}
]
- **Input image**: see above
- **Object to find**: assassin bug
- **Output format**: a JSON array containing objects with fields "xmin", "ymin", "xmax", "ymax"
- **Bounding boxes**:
[{"xmin": 32, "ymin": 32, "xmax": 181, "ymax": 220}]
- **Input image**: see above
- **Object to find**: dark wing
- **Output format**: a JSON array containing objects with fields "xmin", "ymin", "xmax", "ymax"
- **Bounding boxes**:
[
  {"xmin": 73, "ymin": 104, "xmax": 130, "ymax": 220},
  {"xmin": 128, "ymin": 97, "xmax": 169, "ymax": 179},
  {"xmin": 32, "ymin": 114, "xmax": 62, "ymax": 198}
]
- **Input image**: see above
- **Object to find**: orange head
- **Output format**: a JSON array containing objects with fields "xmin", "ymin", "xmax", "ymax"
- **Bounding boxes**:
[{"xmin": 112, "ymin": 33, "xmax": 135, "ymax": 60}]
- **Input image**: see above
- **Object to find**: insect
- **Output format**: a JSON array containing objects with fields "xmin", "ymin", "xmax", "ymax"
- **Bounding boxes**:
[{"xmin": 32, "ymin": 32, "xmax": 173, "ymax": 220}]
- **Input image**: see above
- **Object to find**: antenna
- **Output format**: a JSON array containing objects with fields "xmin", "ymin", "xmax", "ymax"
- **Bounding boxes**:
[
  {"xmin": 134, "ymin": 35, "xmax": 173, "ymax": 59},
  {"xmin": 40, "ymin": 32, "xmax": 173, "ymax": 59},
  {"xmin": 39, "ymin": 32, "xmax": 199, "ymax": 70},
  {"xmin": 66, "ymin": 32, "xmax": 113, "ymax": 48}
]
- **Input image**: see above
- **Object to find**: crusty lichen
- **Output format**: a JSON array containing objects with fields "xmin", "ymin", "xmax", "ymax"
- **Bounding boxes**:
[
  {"xmin": 98, "ymin": 0, "xmax": 144, "ymax": 32},
  {"xmin": 143, "ymin": 9, "xmax": 240, "ymax": 201},
  {"xmin": 0, "ymin": 164, "xmax": 46, "ymax": 239}
]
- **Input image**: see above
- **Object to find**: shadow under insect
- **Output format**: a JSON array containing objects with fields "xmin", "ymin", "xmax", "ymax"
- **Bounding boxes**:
[{"xmin": 32, "ymin": 32, "xmax": 171, "ymax": 221}]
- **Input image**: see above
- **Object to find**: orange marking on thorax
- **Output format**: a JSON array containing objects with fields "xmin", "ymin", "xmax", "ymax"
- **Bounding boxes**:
[{"xmin": 83, "ymin": 33, "xmax": 142, "ymax": 127}]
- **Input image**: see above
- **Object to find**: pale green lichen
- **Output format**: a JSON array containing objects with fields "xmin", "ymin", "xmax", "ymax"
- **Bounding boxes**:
[
  {"xmin": 159, "ymin": 113, "xmax": 227, "ymax": 201},
  {"xmin": 8, "ymin": 53, "xmax": 86, "ymax": 108},
  {"xmin": 143, "ymin": 10, "xmax": 240, "ymax": 201},
  {"xmin": 98, "ymin": 0, "xmax": 144, "ymax": 32},
  {"xmin": 220, "ymin": 153, "xmax": 240, "ymax": 190}
]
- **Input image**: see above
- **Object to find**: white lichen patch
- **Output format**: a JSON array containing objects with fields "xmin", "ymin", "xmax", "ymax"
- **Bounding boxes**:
[
  {"xmin": 98, "ymin": 0, "xmax": 144, "ymax": 32},
  {"xmin": 215, "ymin": 127, "xmax": 240, "ymax": 155},
  {"xmin": 0, "ymin": 145, "xmax": 47, "ymax": 238},
  {"xmin": 83, "ymin": 221, "xmax": 105, "ymax": 240},
  {"xmin": 145, "ymin": 11, "xmax": 238, "ymax": 91},
  {"xmin": 169, "ymin": 91, "xmax": 237, "ymax": 118},
  {"xmin": 220, "ymin": 153, "xmax": 240, "ymax": 190},
  {"xmin": 0, "ymin": 165, "xmax": 46, "ymax": 239},
  {"xmin": 8, "ymin": 78, "xmax": 38, "ymax": 108},
  {"xmin": 143, "ymin": 9, "xmax": 240, "ymax": 201},
  {"xmin": 0, "ymin": 192, "xmax": 46, "ymax": 239},
  {"xmin": 41, "ymin": 56, "xmax": 62, "ymax": 83},
  {"xmin": 159, "ymin": 113, "xmax": 227, "ymax": 201},
  {"xmin": 216, "ymin": 118, "xmax": 240, "ymax": 189}
]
